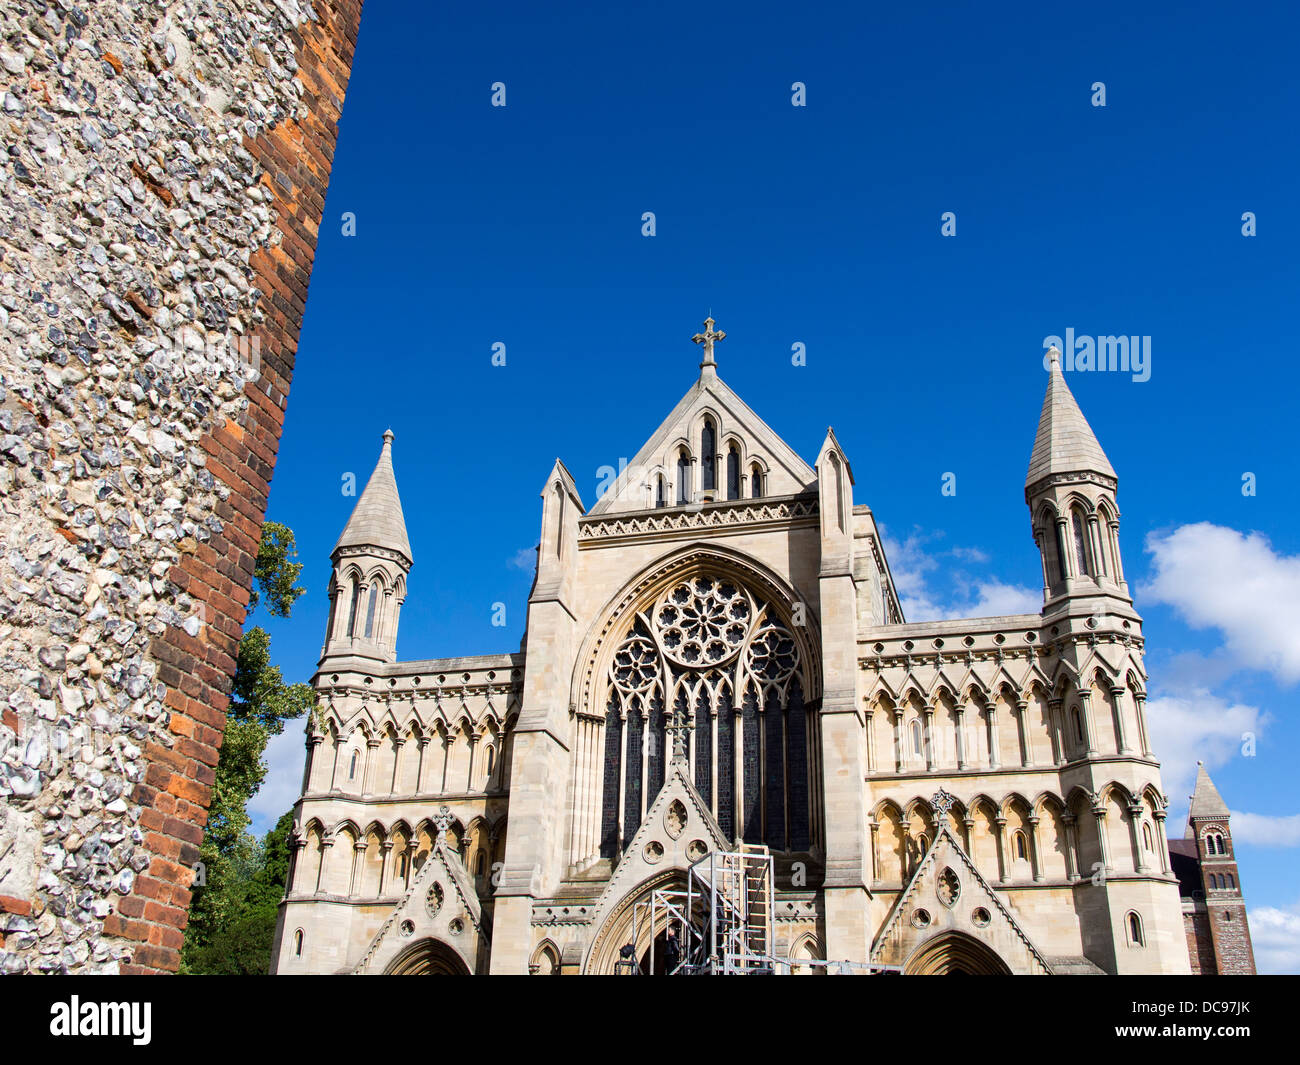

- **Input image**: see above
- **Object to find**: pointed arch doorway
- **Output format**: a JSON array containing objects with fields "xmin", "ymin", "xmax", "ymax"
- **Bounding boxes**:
[{"xmin": 904, "ymin": 933, "xmax": 1012, "ymax": 975}]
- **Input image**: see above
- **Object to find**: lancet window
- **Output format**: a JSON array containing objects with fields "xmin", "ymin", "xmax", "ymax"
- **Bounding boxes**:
[{"xmin": 598, "ymin": 573, "xmax": 809, "ymax": 859}]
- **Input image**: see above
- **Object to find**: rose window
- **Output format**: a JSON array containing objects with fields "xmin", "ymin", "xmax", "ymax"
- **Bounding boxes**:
[{"xmin": 654, "ymin": 576, "xmax": 750, "ymax": 668}]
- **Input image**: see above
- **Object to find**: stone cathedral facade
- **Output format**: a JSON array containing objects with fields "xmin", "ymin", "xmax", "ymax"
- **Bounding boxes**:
[{"xmin": 270, "ymin": 321, "xmax": 1253, "ymax": 975}]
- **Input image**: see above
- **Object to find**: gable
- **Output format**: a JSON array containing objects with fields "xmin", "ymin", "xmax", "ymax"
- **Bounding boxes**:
[
  {"xmin": 582, "ymin": 757, "xmax": 731, "ymax": 957},
  {"xmin": 870, "ymin": 824, "xmax": 1053, "ymax": 974},
  {"xmin": 354, "ymin": 835, "xmax": 485, "ymax": 975},
  {"xmin": 589, "ymin": 373, "xmax": 817, "ymax": 515}
]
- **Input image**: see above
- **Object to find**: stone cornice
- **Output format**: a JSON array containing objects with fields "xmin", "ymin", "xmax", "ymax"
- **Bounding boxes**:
[{"xmin": 578, "ymin": 493, "xmax": 818, "ymax": 545}]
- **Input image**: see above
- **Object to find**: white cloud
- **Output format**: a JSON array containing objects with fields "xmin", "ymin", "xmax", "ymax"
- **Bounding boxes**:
[
  {"xmin": 1143, "ymin": 523, "xmax": 1300, "ymax": 685},
  {"xmin": 248, "ymin": 725, "xmax": 307, "ymax": 833},
  {"xmin": 1144, "ymin": 688, "xmax": 1266, "ymax": 812},
  {"xmin": 508, "ymin": 545, "xmax": 537, "ymax": 572},
  {"xmin": 882, "ymin": 529, "xmax": 1040, "ymax": 622},
  {"xmin": 1229, "ymin": 811, "xmax": 1300, "ymax": 848},
  {"xmin": 1249, "ymin": 902, "xmax": 1300, "ymax": 974}
]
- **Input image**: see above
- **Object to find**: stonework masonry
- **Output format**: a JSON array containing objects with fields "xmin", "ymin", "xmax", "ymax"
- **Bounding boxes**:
[{"xmin": 0, "ymin": 0, "xmax": 362, "ymax": 973}]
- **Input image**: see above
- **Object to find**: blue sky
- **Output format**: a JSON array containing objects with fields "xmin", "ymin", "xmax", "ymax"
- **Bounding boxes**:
[{"xmin": 247, "ymin": 1, "xmax": 1300, "ymax": 970}]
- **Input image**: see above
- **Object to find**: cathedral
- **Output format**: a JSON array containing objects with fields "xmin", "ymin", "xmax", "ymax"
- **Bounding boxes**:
[{"xmin": 269, "ymin": 321, "xmax": 1255, "ymax": 975}]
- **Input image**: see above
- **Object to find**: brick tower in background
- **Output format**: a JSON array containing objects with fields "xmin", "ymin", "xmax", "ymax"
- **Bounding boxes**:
[{"xmin": 1170, "ymin": 763, "xmax": 1257, "ymax": 975}]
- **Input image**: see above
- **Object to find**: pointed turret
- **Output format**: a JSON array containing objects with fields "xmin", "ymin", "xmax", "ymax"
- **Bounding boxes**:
[
  {"xmin": 1024, "ymin": 348, "xmax": 1128, "ymax": 606},
  {"xmin": 1025, "ymin": 348, "xmax": 1116, "ymax": 490},
  {"xmin": 1188, "ymin": 761, "xmax": 1230, "ymax": 822},
  {"xmin": 334, "ymin": 429, "xmax": 412, "ymax": 564},
  {"xmin": 320, "ymin": 431, "xmax": 413, "ymax": 664}
]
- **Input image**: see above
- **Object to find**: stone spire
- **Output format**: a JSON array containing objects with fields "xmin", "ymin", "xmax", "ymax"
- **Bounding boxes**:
[
  {"xmin": 335, "ymin": 429, "xmax": 412, "ymax": 564},
  {"xmin": 1188, "ymin": 761, "xmax": 1231, "ymax": 821},
  {"xmin": 1025, "ymin": 347, "xmax": 1116, "ymax": 491}
]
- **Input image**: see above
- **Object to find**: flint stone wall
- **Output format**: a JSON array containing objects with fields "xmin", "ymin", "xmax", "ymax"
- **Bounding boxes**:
[{"xmin": 0, "ymin": 0, "xmax": 362, "ymax": 973}]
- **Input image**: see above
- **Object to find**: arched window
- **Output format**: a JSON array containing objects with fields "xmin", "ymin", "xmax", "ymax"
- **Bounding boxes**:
[
  {"xmin": 1072, "ymin": 511, "xmax": 1091, "ymax": 575},
  {"xmin": 475, "ymin": 851, "xmax": 486, "ymax": 876},
  {"xmin": 701, "ymin": 419, "xmax": 716, "ymax": 491},
  {"xmin": 485, "ymin": 745, "xmax": 495, "ymax": 775},
  {"xmin": 676, "ymin": 449, "xmax": 690, "ymax": 505},
  {"xmin": 294, "ymin": 929, "xmax": 304, "ymax": 957},
  {"xmin": 346, "ymin": 581, "xmax": 361, "ymax": 636},
  {"xmin": 1051, "ymin": 521, "xmax": 1068, "ymax": 582},
  {"xmin": 363, "ymin": 582, "xmax": 379, "ymax": 638},
  {"xmin": 726, "ymin": 445, "xmax": 740, "ymax": 500},
  {"xmin": 1072, "ymin": 707, "xmax": 1084, "ymax": 743},
  {"xmin": 348, "ymin": 749, "xmax": 359, "ymax": 780},
  {"xmin": 1209, "ymin": 873, "xmax": 1218, "ymax": 889},
  {"xmin": 1014, "ymin": 831, "xmax": 1028, "ymax": 860},
  {"xmin": 750, "ymin": 465, "xmax": 762, "ymax": 498},
  {"xmin": 1143, "ymin": 823, "xmax": 1154, "ymax": 851},
  {"xmin": 1127, "ymin": 911, "xmax": 1144, "ymax": 946},
  {"xmin": 398, "ymin": 851, "xmax": 409, "ymax": 879},
  {"xmin": 910, "ymin": 720, "xmax": 922, "ymax": 758},
  {"xmin": 917, "ymin": 834, "xmax": 929, "ymax": 853},
  {"xmin": 1227, "ymin": 873, "xmax": 1236, "ymax": 889},
  {"xmin": 655, "ymin": 474, "xmax": 665, "ymax": 508},
  {"xmin": 1206, "ymin": 831, "xmax": 1224, "ymax": 855}
]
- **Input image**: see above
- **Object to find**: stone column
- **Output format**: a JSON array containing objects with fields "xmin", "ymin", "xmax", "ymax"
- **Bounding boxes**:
[
  {"xmin": 1134, "ymin": 693, "xmax": 1152, "ymax": 757},
  {"xmin": 465, "ymin": 731, "xmax": 478, "ymax": 792},
  {"xmin": 288, "ymin": 836, "xmax": 306, "ymax": 895},
  {"xmin": 868, "ymin": 820, "xmax": 879, "ymax": 885},
  {"xmin": 1127, "ymin": 803, "xmax": 1148, "ymax": 873},
  {"xmin": 315, "ymin": 835, "xmax": 333, "ymax": 894},
  {"xmin": 1108, "ymin": 519, "xmax": 1125, "ymax": 583},
  {"xmin": 302, "ymin": 734, "xmax": 322, "ymax": 794},
  {"xmin": 1015, "ymin": 699, "xmax": 1031, "ymax": 767},
  {"xmin": 362, "ymin": 738, "xmax": 380, "ymax": 796},
  {"xmin": 1153, "ymin": 809, "xmax": 1171, "ymax": 875},
  {"xmin": 1086, "ymin": 514, "xmax": 1105, "ymax": 578},
  {"xmin": 378, "ymin": 839, "xmax": 394, "ymax": 896},
  {"xmin": 1110, "ymin": 686, "xmax": 1132, "ymax": 754},
  {"xmin": 1093, "ymin": 803, "xmax": 1112, "ymax": 874},
  {"xmin": 328, "ymin": 734, "xmax": 343, "ymax": 792},
  {"xmin": 1077, "ymin": 689, "xmax": 1098, "ymax": 757},
  {"xmin": 1028, "ymin": 815, "xmax": 1044, "ymax": 882},
  {"xmin": 923, "ymin": 706, "xmax": 936, "ymax": 771},
  {"xmin": 864, "ymin": 710, "xmax": 875, "ymax": 773},
  {"xmin": 955, "ymin": 705, "xmax": 968, "ymax": 769},
  {"xmin": 390, "ymin": 737, "xmax": 406, "ymax": 794},
  {"xmin": 416, "ymin": 737, "xmax": 430, "ymax": 794},
  {"xmin": 1056, "ymin": 516, "xmax": 1075, "ymax": 580},
  {"xmin": 349, "ymin": 839, "xmax": 366, "ymax": 896},
  {"xmin": 893, "ymin": 707, "xmax": 906, "ymax": 772},
  {"xmin": 1047, "ymin": 698, "xmax": 1065, "ymax": 766},
  {"xmin": 994, "ymin": 816, "xmax": 1009, "ymax": 883},
  {"xmin": 1034, "ymin": 529, "xmax": 1050, "ymax": 599},
  {"xmin": 986, "ymin": 702, "xmax": 1001, "ymax": 770},
  {"xmin": 1061, "ymin": 814, "xmax": 1079, "ymax": 882}
]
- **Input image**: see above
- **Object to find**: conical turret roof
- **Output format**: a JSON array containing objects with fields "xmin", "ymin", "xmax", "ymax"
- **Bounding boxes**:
[
  {"xmin": 1188, "ymin": 761, "xmax": 1231, "ymax": 821},
  {"xmin": 334, "ymin": 430, "xmax": 412, "ymax": 564},
  {"xmin": 1025, "ymin": 349, "xmax": 1116, "ymax": 490}
]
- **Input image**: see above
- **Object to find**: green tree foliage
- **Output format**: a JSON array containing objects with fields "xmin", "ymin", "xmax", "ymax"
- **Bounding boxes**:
[{"xmin": 181, "ymin": 522, "xmax": 314, "ymax": 974}]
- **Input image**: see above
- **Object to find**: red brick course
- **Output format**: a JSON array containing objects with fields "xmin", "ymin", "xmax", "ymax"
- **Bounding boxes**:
[{"xmin": 118, "ymin": 0, "xmax": 365, "ymax": 974}]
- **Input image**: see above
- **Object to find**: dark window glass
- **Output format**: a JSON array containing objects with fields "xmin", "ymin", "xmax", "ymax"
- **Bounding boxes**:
[
  {"xmin": 701, "ymin": 421, "xmax": 716, "ymax": 491},
  {"xmin": 751, "ymin": 467, "xmax": 762, "ymax": 498},
  {"xmin": 346, "ymin": 583, "xmax": 361, "ymax": 636},
  {"xmin": 655, "ymin": 475, "xmax": 665, "ymax": 508},
  {"xmin": 727, "ymin": 446, "xmax": 740, "ymax": 499},
  {"xmin": 364, "ymin": 583, "xmax": 378, "ymax": 638},
  {"xmin": 1073, "ymin": 512, "xmax": 1090, "ymax": 575},
  {"xmin": 677, "ymin": 451, "xmax": 690, "ymax": 504}
]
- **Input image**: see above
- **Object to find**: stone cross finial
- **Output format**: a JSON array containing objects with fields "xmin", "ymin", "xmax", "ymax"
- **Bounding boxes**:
[
  {"xmin": 666, "ymin": 705, "xmax": 691, "ymax": 763},
  {"xmin": 931, "ymin": 788, "xmax": 956, "ymax": 820},
  {"xmin": 692, "ymin": 316, "xmax": 726, "ymax": 368},
  {"xmin": 433, "ymin": 804, "xmax": 454, "ymax": 844}
]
